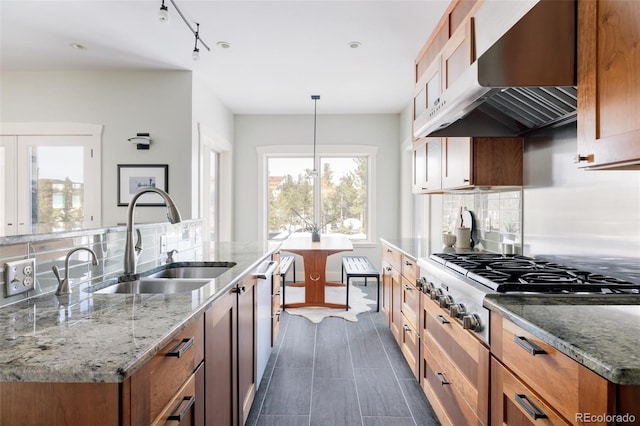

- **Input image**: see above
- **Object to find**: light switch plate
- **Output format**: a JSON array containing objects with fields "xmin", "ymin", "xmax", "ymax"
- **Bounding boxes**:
[{"xmin": 4, "ymin": 259, "xmax": 37, "ymax": 297}]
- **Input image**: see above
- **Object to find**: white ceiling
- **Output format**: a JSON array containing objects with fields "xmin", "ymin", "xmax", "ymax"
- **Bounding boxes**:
[{"xmin": 1, "ymin": 0, "xmax": 449, "ymax": 114}]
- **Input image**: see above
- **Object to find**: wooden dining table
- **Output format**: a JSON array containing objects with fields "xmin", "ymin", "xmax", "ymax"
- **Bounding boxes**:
[{"xmin": 280, "ymin": 233, "xmax": 353, "ymax": 309}]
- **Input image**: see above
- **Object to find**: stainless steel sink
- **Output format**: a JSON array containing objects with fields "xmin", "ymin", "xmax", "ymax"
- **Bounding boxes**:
[
  {"xmin": 147, "ymin": 262, "xmax": 236, "ymax": 279},
  {"xmin": 93, "ymin": 278, "xmax": 210, "ymax": 294}
]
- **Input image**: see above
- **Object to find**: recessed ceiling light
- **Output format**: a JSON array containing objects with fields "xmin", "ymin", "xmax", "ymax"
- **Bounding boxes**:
[
  {"xmin": 348, "ymin": 41, "xmax": 361, "ymax": 49},
  {"xmin": 70, "ymin": 43, "xmax": 87, "ymax": 51},
  {"xmin": 217, "ymin": 41, "xmax": 231, "ymax": 49}
]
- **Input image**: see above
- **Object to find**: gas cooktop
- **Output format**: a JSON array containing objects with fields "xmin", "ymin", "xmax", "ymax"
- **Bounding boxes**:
[{"xmin": 429, "ymin": 253, "xmax": 640, "ymax": 294}]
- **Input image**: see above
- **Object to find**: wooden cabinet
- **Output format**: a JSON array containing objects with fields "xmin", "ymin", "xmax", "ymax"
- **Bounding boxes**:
[
  {"xmin": 152, "ymin": 364, "xmax": 205, "ymax": 426},
  {"xmin": 204, "ymin": 274, "xmax": 258, "ymax": 426},
  {"xmin": 411, "ymin": 0, "xmax": 522, "ymax": 192},
  {"xmin": 576, "ymin": 0, "xmax": 640, "ymax": 169},
  {"xmin": 0, "ymin": 382, "xmax": 121, "ymax": 425},
  {"xmin": 413, "ymin": 1, "xmax": 479, "ymax": 141},
  {"xmin": 442, "ymin": 137, "xmax": 523, "ymax": 190},
  {"xmin": 237, "ymin": 275, "xmax": 257, "ymax": 425},
  {"xmin": 382, "ymin": 243, "xmax": 420, "ymax": 380},
  {"xmin": 421, "ymin": 293, "xmax": 489, "ymax": 426},
  {"xmin": 130, "ymin": 318, "xmax": 205, "ymax": 426},
  {"xmin": 413, "ymin": 136, "xmax": 523, "ymax": 194},
  {"xmin": 490, "ymin": 313, "xmax": 615, "ymax": 425},
  {"xmin": 412, "ymin": 138, "xmax": 442, "ymax": 193},
  {"xmin": 204, "ymin": 287, "xmax": 238, "ymax": 426},
  {"xmin": 491, "ymin": 358, "xmax": 570, "ymax": 426}
]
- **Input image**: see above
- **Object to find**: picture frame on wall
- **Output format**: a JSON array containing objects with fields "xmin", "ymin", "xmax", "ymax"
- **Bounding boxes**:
[{"xmin": 117, "ymin": 164, "xmax": 169, "ymax": 206}]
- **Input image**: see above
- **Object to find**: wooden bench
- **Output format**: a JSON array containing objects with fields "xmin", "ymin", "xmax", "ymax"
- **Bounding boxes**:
[
  {"xmin": 279, "ymin": 255, "xmax": 295, "ymax": 311},
  {"xmin": 342, "ymin": 256, "xmax": 380, "ymax": 312}
]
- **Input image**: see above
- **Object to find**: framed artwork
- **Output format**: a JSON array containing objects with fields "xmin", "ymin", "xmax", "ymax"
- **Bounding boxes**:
[{"xmin": 117, "ymin": 164, "xmax": 169, "ymax": 206}]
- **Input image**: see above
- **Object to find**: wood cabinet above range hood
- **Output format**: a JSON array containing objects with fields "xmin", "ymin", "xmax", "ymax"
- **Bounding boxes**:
[{"xmin": 413, "ymin": 0, "xmax": 577, "ymax": 139}]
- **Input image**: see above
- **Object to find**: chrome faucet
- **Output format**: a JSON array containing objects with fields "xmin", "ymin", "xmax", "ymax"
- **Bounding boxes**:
[
  {"xmin": 124, "ymin": 187, "xmax": 182, "ymax": 275},
  {"xmin": 52, "ymin": 247, "xmax": 98, "ymax": 295}
]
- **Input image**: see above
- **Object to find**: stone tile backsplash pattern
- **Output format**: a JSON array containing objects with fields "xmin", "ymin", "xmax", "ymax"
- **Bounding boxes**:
[
  {"xmin": 0, "ymin": 220, "xmax": 203, "ymax": 308},
  {"xmin": 443, "ymin": 190, "xmax": 522, "ymax": 254}
]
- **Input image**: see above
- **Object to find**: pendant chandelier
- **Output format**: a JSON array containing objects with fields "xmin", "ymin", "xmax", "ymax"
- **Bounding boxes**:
[{"xmin": 310, "ymin": 95, "xmax": 320, "ymax": 178}]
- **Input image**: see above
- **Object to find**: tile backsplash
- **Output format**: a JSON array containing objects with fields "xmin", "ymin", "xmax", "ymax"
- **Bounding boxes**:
[
  {"xmin": 0, "ymin": 220, "xmax": 204, "ymax": 308},
  {"xmin": 443, "ymin": 190, "xmax": 522, "ymax": 253}
]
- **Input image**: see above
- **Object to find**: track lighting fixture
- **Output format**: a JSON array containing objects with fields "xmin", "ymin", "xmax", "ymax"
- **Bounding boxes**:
[
  {"xmin": 159, "ymin": 0, "xmax": 169, "ymax": 22},
  {"xmin": 192, "ymin": 23, "xmax": 201, "ymax": 61},
  {"xmin": 159, "ymin": 0, "xmax": 211, "ymax": 59}
]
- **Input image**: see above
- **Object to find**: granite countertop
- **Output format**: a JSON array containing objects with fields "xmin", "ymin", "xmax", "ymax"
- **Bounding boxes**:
[
  {"xmin": 484, "ymin": 294, "xmax": 640, "ymax": 385},
  {"xmin": 0, "ymin": 241, "xmax": 278, "ymax": 384},
  {"xmin": 380, "ymin": 238, "xmax": 432, "ymax": 260}
]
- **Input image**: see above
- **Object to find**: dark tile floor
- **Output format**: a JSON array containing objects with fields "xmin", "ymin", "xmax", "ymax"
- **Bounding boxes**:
[{"xmin": 247, "ymin": 282, "xmax": 440, "ymax": 426}]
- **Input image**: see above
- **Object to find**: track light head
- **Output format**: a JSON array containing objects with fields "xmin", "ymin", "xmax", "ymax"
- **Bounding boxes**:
[
  {"xmin": 192, "ymin": 22, "xmax": 201, "ymax": 60},
  {"xmin": 159, "ymin": 1, "xmax": 169, "ymax": 22}
]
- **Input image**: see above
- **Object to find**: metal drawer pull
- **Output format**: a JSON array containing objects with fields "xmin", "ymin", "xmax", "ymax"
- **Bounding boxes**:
[
  {"xmin": 436, "ymin": 314, "xmax": 450, "ymax": 324},
  {"xmin": 403, "ymin": 285, "xmax": 413, "ymax": 291},
  {"xmin": 404, "ymin": 260, "xmax": 412, "ymax": 266},
  {"xmin": 514, "ymin": 336, "xmax": 546, "ymax": 355},
  {"xmin": 166, "ymin": 337, "xmax": 194, "ymax": 358},
  {"xmin": 436, "ymin": 372, "xmax": 450, "ymax": 385},
  {"xmin": 515, "ymin": 393, "xmax": 547, "ymax": 420},
  {"xmin": 167, "ymin": 395, "xmax": 196, "ymax": 421}
]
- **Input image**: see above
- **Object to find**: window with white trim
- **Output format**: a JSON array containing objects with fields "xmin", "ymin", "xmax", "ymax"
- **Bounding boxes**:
[{"xmin": 259, "ymin": 145, "xmax": 376, "ymax": 244}]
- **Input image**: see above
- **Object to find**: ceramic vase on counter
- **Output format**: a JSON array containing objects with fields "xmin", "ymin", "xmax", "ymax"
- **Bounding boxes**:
[{"xmin": 455, "ymin": 227, "xmax": 471, "ymax": 249}]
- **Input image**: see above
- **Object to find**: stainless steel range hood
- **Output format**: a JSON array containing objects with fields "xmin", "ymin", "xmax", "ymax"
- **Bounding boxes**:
[{"xmin": 414, "ymin": 0, "xmax": 577, "ymax": 138}]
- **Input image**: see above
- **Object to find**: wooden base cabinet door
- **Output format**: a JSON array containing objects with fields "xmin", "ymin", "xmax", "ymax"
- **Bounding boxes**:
[
  {"xmin": 204, "ymin": 288, "xmax": 238, "ymax": 426},
  {"xmin": 491, "ymin": 357, "xmax": 570, "ymax": 426},
  {"xmin": 152, "ymin": 363, "xmax": 205, "ymax": 426},
  {"xmin": 238, "ymin": 275, "xmax": 258, "ymax": 425}
]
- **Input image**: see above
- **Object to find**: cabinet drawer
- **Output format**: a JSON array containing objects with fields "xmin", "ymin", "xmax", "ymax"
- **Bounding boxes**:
[
  {"xmin": 143, "ymin": 318, "xmax": 205, "ymax": 423},
  {"xmin": 401, "ymin": 276, "xmax": 420, "ymax": 330},
  {"xmin": 491, "ymin": 357, "xmax": 569, "ymax": 426},
  {"xmin": 152, "ymin": 363, "xmax": 203, "ymax": 426},
  {"xmin": 422, "ymin": 341, "xmax": 481, "ymax": 426},
  {"xmin": 491, "ymin": 313, "xmax": 611, "ymax": 423},
  {"xmin": 382, "ymin": 244, "xmax": 402, "ymax": 271},
  {"xmin": 423, "ymin": 293, "xmax": 489, "ymax": 424},
  {"xmin": 400, "ymin": 319, "xmax": 420, "ymax": 379},
  {"xmin": 401, "ymin": 255, "xmax": 418, "ymax": 285}
]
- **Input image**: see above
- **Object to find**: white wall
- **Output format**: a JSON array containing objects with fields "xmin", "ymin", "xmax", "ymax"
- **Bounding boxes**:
[
  {"xmin": 233, "ymin": 113, "xmax": 401, "ymax": 274},
  {"xmin": 1, "ymin": 70, "xmax": 195, "ymax": 227}
]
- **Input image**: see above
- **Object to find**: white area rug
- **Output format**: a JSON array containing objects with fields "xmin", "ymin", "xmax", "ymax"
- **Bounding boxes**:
[{"xmin": 284, "ymin": 284, "xmax": 376, "ymax": 323}]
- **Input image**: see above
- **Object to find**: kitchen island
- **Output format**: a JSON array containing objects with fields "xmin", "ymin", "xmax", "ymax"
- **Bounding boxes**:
[{"xmin": 0, "ymin": 240, "xmax": 279, "ymax": 425}]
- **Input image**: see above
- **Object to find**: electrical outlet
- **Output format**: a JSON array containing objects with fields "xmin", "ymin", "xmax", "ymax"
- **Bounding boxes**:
[{"xmin": 4, "ymin": 259, "xmax": 37, "ymax": 297}]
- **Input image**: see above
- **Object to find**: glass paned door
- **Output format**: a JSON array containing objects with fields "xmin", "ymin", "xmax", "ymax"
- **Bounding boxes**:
[
  {"xmin": 208, "ymin": 150, "xmax": 219, "ymax": 243},
  {"xmin": 0, "ymin": 136, "xmax": 18, "ymax": 236},
  {"xmin": 17, "ymin": 135, "xmax": 99, "ymax": 234}
]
